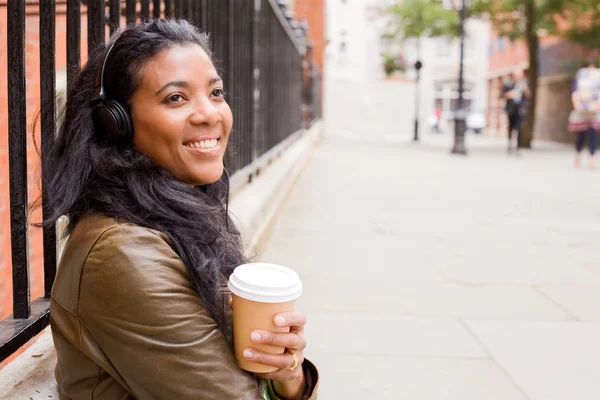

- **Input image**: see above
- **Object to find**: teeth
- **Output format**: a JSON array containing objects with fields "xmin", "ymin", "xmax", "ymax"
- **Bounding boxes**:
[{"xmin": 186, "ymin": 139, "xmax": 218, "ymax": 149}]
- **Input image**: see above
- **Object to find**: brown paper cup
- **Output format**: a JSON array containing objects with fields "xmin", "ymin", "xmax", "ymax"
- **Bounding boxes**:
[
  {"xmin": 228, "ymin": 263, "xmax": 303, "ymax": 373},
  {"xmin": 232, "ymin": 295, "xmax": 297, "ymax": 373}
]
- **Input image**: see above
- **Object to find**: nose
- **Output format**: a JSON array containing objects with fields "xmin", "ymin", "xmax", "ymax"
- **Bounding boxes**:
[{"xmin": 189, "ymin": 97, "xmax": 221, "ymax": 126}]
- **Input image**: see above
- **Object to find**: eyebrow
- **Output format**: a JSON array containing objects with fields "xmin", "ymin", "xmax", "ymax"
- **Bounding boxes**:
[{"xmin": 154, "ymin": 76, "xmax": 223, "ymax": 96}]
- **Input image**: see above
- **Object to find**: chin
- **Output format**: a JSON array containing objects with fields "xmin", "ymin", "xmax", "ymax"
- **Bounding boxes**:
[{"xmin": 193, "ymin": 167, "xmax": 224, "ymax": 186}]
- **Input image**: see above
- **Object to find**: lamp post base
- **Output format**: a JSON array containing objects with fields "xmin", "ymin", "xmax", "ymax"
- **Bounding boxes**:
[
  {"xmin": 413, "ymin": 119, "xmax": 419, "ymax": 142},
  {"xmin": 452, "ymin": 117, "xmax": 468, "ymax": 155}
]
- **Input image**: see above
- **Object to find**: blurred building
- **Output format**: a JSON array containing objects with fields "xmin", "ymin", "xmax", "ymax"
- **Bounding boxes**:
[
  {"xmin": 400, "ymin": 19, "xmax": 489, "ymax": 130},
  {"xmin": 324, "ymin": 0, "xmax": 489, "ymax": 137},
  {"xmin": 322, "ymin": 0, "xmax": 417, "ymax": 136},
  {"xmin": 487, "ymin": 28, "xmax": 594, "ymax": 143},
  {"xmin": 324, "ymin": 0, "xmax": 385, "ymax": 82}
]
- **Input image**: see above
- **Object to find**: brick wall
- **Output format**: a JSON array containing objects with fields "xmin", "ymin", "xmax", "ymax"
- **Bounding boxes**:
[
  {"xmin": 293, "ymin": 0, "xmax": 326, "ymax": 74},
  {"xmin": 486, "ymin": 23, "xmax": 594, "ymax": 143},
  {"xmin": 488, "ymin": 29, "xmax": 529, "ymax": 73}
]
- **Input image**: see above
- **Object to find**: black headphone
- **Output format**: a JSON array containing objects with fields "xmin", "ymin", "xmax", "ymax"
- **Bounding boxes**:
[{"xmin": 91, "ymin": 34, "xmax": 134, "ymax": 146}]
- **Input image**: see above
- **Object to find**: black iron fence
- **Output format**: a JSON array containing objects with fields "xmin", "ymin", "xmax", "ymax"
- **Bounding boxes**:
[{"xmin": 0, "ymin": 0, "xmax": 321, "ymax": 363}]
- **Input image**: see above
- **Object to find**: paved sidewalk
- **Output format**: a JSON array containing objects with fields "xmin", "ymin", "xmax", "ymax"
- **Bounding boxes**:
[{"xmin": 260, "ymin": 127, "xmax": 600, "ymax": 399}]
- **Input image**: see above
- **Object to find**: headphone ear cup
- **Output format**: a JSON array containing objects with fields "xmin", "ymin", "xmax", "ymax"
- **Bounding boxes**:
[{"xmin": 92, "ymin": 100, "xmax": 134, "ymax": 146}]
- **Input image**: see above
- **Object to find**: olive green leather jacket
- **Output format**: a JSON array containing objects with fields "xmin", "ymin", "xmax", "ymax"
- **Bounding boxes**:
[{"xmin": 50, "ymin": 213, "xmax": 318, "ymax": 399}]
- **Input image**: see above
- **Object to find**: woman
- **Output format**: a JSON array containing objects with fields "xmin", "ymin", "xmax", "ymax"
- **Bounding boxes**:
[
  {"xmin": 568, "ymin": 60, "xmax": 599, "ymax": 169},
  {"xmin": 45, "ymin": 20, "xmax": 318, "ymax": 399}
]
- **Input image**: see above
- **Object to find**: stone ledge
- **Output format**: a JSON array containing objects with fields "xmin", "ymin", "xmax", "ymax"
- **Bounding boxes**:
[
  {"xmin": 0, "ymin": 327, "xmax": 57, "ymax": 399},
  {"xmin": 0, "ymin": 121, "xmax": 324, "ymax": 400}
]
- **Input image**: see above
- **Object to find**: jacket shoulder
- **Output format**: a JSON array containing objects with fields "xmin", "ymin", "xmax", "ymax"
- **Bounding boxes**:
[{"xmin": 52, "ymin": 213, "xmax": 174, "ymax": 315}]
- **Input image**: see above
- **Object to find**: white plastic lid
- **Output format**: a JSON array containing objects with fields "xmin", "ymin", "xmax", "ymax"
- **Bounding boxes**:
[{"xmin": 228, "ymin": 263, "xmax": 303, "ymax": 303}]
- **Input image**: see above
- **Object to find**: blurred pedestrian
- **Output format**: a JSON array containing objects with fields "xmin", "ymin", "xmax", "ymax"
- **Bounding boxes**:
[
  {"xmin": 568, "ymin": 60, "xmax": 599, "ymax": 169},
  {"xmin": 432, "ymin": 107, "xmax": 442, "ymax": 133},
  {"xmin": 501, "ymin": 70, "xmax": 531, "ymax": 154}
]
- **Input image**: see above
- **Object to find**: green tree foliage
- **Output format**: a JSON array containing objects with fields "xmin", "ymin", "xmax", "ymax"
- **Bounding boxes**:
[
  {"xmin": 384, "ymin": 0, "xmax": 460, "ymax": 41},
  {"xmin": 469, "ymin": 0, "xmax": 567, "ymax": 39},
  {"xmin": 558, "ymin": 0, "xmax": 600, "ymax": 52}
]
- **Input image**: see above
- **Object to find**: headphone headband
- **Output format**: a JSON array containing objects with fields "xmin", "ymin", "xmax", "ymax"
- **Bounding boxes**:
[
  {"xmin": 93, "ymin": 29, "xmax": 128, "ymax": 104},
  {"xmin": 91, "ymin": 30, "xmax": 134, "ymax": 146},
  {"xmin": 94, "ymin": 42, "xmax": 117, "ymax": 102}
]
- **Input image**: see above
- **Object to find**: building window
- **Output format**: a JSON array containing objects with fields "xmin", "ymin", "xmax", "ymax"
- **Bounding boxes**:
[
  {"xmin": 404, "ymin": 37, "xmax": 418, "ymax": 60},
  {"xmin": 380, "ymin": 36, "xmax": 392, "ymax": 53},
  {"xmin": 464, "ymin": 37, "xmax": 474, "ymax": 59},
  {"xmin": 488, "ymin": 42, "xmax": 493, "ymax": 57},
  {"xmin": 497, "ymin": 37, "xmax": 505, "ymax": 52},
  {"xmin": 436, "ymin": 37, "xmax": 451, "ymax": 58}
]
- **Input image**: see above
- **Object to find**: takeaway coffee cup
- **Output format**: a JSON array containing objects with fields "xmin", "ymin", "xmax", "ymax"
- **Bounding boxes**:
[{"xmin": 228, "ymin": 263, "xmax": 303, "ymax": 373}]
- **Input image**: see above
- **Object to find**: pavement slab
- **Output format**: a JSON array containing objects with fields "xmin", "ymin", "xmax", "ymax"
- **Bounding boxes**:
[
  {"xmin": 309, "ymin": 354, "xmax": 529, "ymax": 400},
  {"xmin": 464, "ymin": 320, "xmax": 600, "ymax": 400},
  {"xmin": 304, "ymin": 312, "xmax": 487, "ymax": 358}
]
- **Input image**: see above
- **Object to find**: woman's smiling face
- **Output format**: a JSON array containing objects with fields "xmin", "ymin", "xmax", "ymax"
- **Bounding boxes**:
[{"xmin": 129, "ymin": 44, "xmax": 232, "ymax": 186}]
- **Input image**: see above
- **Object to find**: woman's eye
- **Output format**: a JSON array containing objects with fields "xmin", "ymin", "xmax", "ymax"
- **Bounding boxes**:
[
  {"xmin": 167, "ymin": 94, "xmax": 184, "ymax": 103},
  {"xmin": 212, "ymin": 89, "xmax": 224, "ymax": 98}
]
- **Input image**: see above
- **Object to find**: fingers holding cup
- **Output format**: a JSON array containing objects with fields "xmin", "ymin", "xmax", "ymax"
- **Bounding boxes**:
[
  {"xmin": 273, "ymin": 311, "xmax": 307, "ymax": 330},
  {"xmin": 250, "ymin": 329, "xmax": 306, "ymax": 351},
  {"xmin": 244, "ymin": 348, "xmax": 305, "ymax": 382}
]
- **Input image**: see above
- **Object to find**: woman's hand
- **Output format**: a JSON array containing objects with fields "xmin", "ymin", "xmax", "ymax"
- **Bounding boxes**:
[
  {"xmin": 228, "ymin": 298, "xmax": 308, "ymax": 400},
  {"xmin": 245, "ymin": 311, "xmax": 307, "ymax": 400}
]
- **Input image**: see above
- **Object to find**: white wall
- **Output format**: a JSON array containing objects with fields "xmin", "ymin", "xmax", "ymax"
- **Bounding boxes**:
[{"xmin": 324, "ymin": 0, "xmax": 416, "ymax": 138}]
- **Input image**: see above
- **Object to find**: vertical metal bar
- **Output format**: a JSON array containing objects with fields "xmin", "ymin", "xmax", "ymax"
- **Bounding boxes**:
[
  {"xmin": 126, "ymin": 0, "xmax": 137, "ymax": 25},
  {"xmin": 245, "ymin": 0, "xmax": 253, "ymax": 169},
  {"xmin": 184, "ymin": 0, "xmax": 191, "ymax": 20},
  {"xmin": 67, "ymin": 0, "xmax": 81, "ymax": 87},
  {"xmin": 109, "ymin": 0, "xmax": 121, "ymax": 35},
  {"xmin": 189, "ymin": 0, "xmax": 198, "ymax": 26},
  {"xmin": 153, "ymin": 0, "xmax": 161, "ymax": 18},
  {"xmin": 164, "ymin": 0, "xmax": 172, "ymax": 18},
  {"xmin": 8, "ymin": 0, "xmax": 30, "ymax": 319},
  {"xmin": 178, "ymin": 0, "xmax": 186, "ymax": 19},
  {"xmin": 251, "ymin": 0, "xmax": 260, "ymax": 162},
  {"xmin": 141, "ymin": 0, "xmax": 150, "ymax": 19},
  {"xmin": 227, "ymin": 0, "xmax": 234, "ymax": 105},
  {"xmin": 201, "ymin": 0, "xmax": 208, "ymax": 31},
  {"xmin": 87, "ymin": 0, "xmax": 104, "ymax": 57},
  {"xmin": 173, "ymin": 0, "xmax": 180, "ymax": 18},
  {"xmin": 40, "ymin": 0, "xmax": 58, "ymax": 298}
]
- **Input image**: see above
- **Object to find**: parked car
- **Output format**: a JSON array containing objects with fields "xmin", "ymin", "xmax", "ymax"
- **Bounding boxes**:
[{"xmin": 466, "ymin": 112, "xmax": 486, "ymax": 134}]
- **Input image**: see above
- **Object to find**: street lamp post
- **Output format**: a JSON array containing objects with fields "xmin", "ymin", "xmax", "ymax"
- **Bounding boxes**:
[
  {"xmin": 414, "ymin": 59, "xmax": 423, "ymax": 141},
  {"xmin": 451, "ymin": 0, "xmax": 468, "ymax": 155}
]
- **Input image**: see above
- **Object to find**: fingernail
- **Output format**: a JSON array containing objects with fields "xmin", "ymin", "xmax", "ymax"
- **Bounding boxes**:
[
  {"xmin": 250, "ymin": 332, "xmax": 262, "ymax": 342},
  {"xmin": 275, "ymin": 316, "xmax": 286, "ymax": 326},
  {"xmin": 243, "ymin": 349, "xmax": 254, "ymax": 359}
]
